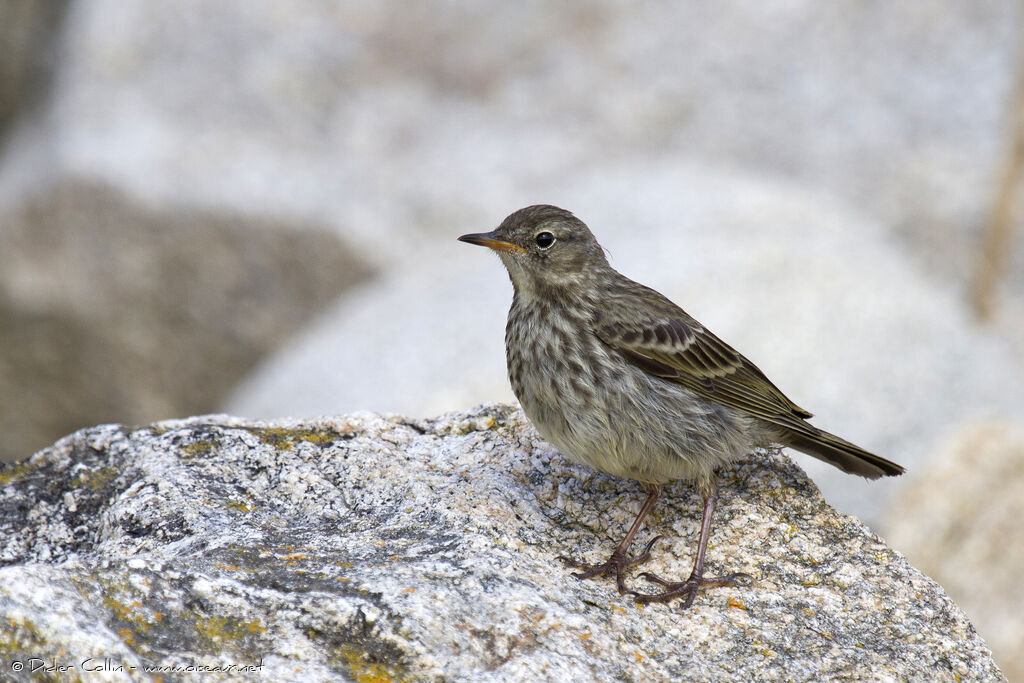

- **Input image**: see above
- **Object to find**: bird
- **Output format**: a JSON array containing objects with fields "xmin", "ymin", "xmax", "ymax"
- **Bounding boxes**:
[{"xmin": 458, "ymin": 204, "xmax": 905, "ymax": 607}]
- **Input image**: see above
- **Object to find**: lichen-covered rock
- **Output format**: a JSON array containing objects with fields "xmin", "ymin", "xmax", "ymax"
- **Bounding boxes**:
[{"xmin": 0, "ymin": 405, "xmax": 1004, "ymax": 682}]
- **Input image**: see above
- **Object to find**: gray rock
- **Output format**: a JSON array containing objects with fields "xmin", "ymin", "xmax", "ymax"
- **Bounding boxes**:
[
  {"xmin": 15, "ymin": 0, "xmax": 1024, "ymax": 314},
  {"xmin": 0, "ymin": 179, "xmax": 373, "ymax": 464},
  {"xmin": 0, "ymin": 0, "xmax": 67, "ymax": 140},
  {"xmin": 0, "ymin": 405, "xmax": 1003, "ymax": 681},
  {"xmin": 38, "ymin": 0, "xmax": 1022, "ymax": 261}
]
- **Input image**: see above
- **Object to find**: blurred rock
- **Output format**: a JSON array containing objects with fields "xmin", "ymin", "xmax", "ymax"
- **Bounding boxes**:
[
  {"xmin": 883, "ymin": 421, "xmax": 1024, "ymax": 683},
  {"xmin": 34, "ymin": 1, "xmax": 1024, "ymax": 277},
  {"xmin": 0, "ymin": 0, "xmax": 67, "ymax": 141},
  {"xmin": 0, "ymin": 405, "xmax": 1005, "ymax": 681},
  {"xmin": 0, "ymin": 179, "xmax": 372, "ymax": 462},
  {"xmin": 228, "ymin": 163, "xmax": 1024, "ymax": 525}
]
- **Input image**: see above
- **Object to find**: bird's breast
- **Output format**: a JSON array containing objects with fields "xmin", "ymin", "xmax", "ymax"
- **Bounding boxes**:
[
  {"xmin": 504, "ymin": 297, "xmax": 635, "ymax": 467},
  {"xmin": 503, "ymin": 294, "xmax": 755, "ymax": 484}
]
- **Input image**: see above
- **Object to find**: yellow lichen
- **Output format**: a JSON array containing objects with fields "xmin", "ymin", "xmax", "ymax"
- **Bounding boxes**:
[
  {"xmin": 0, "ymin": 462, "xmax": 31, "ymax": 486},
  {"xmin": 69, "ymin": 466, "xmax": 118, "ymax": 491},
  {"xmin": 214, "ymin": 563, "xmax": 245, "ymax": 571},
  {"xmin": 99, "ymin": 590, "xmax": 164, "ymax": 647},
  {"xmin": 191, "ymin": 615, "xmax": 267, "ymax": 646},
  {"xmin": 180, "ymin": 440, "xmax": 218, "ymax": 459},
  {"xmin": 247, "ymin": 426, "xmax": 344, "ymax": 451},
  {"xmin": 338, "ymin": 646, "xmax": 401, "ymax": 683}
]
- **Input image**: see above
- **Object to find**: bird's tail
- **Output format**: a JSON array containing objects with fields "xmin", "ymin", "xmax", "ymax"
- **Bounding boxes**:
[{"xmin": 780, "ymin": 426, "xmax": 905, "ymax": 480}]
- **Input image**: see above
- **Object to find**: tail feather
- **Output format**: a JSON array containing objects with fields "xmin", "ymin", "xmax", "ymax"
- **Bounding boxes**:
[{"xmin": 780, "ymin": 427, "xmax": 905, "ymax": 480}]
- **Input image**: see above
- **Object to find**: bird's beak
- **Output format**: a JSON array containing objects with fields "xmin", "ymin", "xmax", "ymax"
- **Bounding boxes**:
[{"xmin": 457, "ymin": 230, "xmax": 526, "ymax": 253}]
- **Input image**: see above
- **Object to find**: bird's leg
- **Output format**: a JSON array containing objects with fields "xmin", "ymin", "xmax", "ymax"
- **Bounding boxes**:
[
  {"xmin": 560, "ymin": 484, "xmax": 663, "ymax": 594},
  {"xmin": 630, "ymin": 483, "xmax": 751, "ymax": 608}
]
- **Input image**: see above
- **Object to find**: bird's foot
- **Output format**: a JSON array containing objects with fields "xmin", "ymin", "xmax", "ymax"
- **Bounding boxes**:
[
  {"xmin": 559, "ymin": 536, "xmax": 662, "ymax": 594},
  {"xmin": 629, "ymin": 570, "xmax": 752, "ymax": 608}
]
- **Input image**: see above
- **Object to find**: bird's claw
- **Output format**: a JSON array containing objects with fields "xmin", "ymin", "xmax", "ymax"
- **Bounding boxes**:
[
  {"xmin": 559, "ymin": 535, "xmax": 663, "ymax": 594},
  {"xmin": 629, "ymin": 570, "xmax": 753, "ymax": 608}
]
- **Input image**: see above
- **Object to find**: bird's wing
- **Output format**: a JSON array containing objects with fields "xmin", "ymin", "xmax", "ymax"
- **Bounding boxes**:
[{"xmin": 592, "ymin": 291, "xmax": 813, "ymax": 422}]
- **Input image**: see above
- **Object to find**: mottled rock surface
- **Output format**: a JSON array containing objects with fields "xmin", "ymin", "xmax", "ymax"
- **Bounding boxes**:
[{"xmin": 0, "ymin": 405, "xmax": 1002, "ymax": 681}]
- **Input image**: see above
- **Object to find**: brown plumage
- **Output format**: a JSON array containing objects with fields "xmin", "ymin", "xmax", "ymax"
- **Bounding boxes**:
[{"xmin": 459, "ymin": 204, "xmax": 904, "ymax": 607}]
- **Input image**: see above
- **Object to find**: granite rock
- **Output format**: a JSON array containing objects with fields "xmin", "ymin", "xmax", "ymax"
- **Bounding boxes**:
[{"xmin": 0, "ymin": 405, "xmax": 1003, "ymax": 681}]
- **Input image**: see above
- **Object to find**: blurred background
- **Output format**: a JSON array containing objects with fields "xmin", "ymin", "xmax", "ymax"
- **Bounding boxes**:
[{"xmin": 2, "ymin": 0, "xmax": 1022, "ymax": 674}]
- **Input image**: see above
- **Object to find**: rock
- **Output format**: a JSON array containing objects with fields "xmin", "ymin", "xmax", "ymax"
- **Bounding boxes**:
[
  {"xmin": 0, "ymin": 405, "xmax": 1003, "ymax": 681},
  {"xmin": 883, "ymin": 421, "xmax": 1024, "ymax": 683},
  {"xmin": 32, "ymin": 0, "xmax": 1021, "ymax": 258},
  {"xmin": 0, "ymin": 179, "xmax": 373, "ymax": 463},
  {"xmin": 0, "ymin": 0, "xmax": 66, "ymax": 139},
  {"xmin": 9, "ymin": 0, "xmax": 1022, "ymax": 308}
]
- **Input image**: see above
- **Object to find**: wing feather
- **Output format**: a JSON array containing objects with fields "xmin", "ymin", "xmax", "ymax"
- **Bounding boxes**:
[{"xmin": 593, "ymin": 291, "xmax": 813, "ymax": 422}]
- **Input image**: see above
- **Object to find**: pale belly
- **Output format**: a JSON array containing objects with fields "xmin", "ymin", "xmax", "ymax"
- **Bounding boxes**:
[{"xmin": 507, "ymin": 319, "xmax": 758, "ymax": 485}]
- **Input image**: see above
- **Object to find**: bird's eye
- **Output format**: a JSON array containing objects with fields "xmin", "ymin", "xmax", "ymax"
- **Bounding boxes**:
[{"xmin": 535, "ymin": 232, "xmax": 555, "ymax": 249}]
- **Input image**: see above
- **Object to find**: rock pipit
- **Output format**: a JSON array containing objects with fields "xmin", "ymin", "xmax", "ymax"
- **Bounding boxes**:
[{"xmin": 459, "ymin": 205, "xmax": 904, "ymax": 607}]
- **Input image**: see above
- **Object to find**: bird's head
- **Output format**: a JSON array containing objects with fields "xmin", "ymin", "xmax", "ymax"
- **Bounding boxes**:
[{"xmin": 458, "ymin": 205, "xmax": 609, "ymax": 296}]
